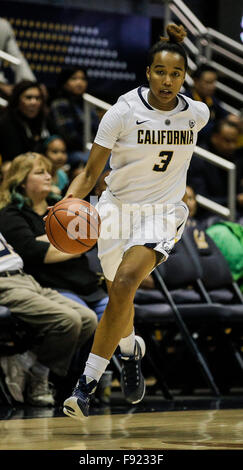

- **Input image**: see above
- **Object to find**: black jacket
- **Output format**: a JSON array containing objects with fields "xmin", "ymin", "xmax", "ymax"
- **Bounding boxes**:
[
  {"xmin": 183, "ymin": 88, "xmax": 228, "ymax": 146},
  {"xmin": 187, "ymin": 142, "xmax": 243, "ymax": 207},
  {"xmin": 0, "ymin": 109, "xmax": 57, "ymax": 162},
  {"xmin": 0, "ymin": 201, "xmax": 106, "ymax": 302}
]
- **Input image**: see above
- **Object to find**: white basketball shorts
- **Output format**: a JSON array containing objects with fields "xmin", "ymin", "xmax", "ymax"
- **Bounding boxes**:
[{"xmin": 96, "ymin": 189, "xmax": 189, "ymax": 281}]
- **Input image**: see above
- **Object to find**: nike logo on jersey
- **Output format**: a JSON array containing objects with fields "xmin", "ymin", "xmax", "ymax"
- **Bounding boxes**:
[{"xmin": 136, "ymin": 120, "xmax": 150, "ymax": 125}]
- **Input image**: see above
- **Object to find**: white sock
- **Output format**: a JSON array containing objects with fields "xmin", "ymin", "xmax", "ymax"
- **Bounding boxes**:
[
  {"xmin": 83, "ymin": 353, "xmax": 110, "ymax": 383},
  {"xmin": 119, "ymin": 329, "xmax": 136, "ymax": 356}
]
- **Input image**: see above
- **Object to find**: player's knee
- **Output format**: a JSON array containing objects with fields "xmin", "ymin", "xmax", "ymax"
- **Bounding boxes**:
[{"xmin": 111, "ymin": 272, "xmax": 137, "ymax": 302}]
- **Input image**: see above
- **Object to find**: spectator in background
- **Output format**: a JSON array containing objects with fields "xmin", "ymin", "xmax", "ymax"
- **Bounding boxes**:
[
  {"xmin": 206, "ymin": 220, "xmax": 243, "ymax": 291},
  {"xmin": 187, "ymin": 119, "xmax": 243, "ymax": 218},
  {"xmin": 185, "ymin": 185, "xmax": 197, "ymax": 224},
  {"xmin": 41, "ymin": 135, "xmax": 69, "ymax": 196},
  {"xmin": 0, "ymin": 232, "xmax": 97, "ymax": 407},
  {"xmin": 184, "ymin": 64, "xmax": 229, "ymax": 145},
  {"xmin": 68, "ymin": 159, "xmax": 86, "ymax": 184},
  {"xmin": 226, "ymin": 111, "xmax": 243, "ymax": 153},
  {"xmin": 185, "ymin": 184, "xmax": 220, "ymax": 229},
  {"xmin": 0, "ymin": 80, "xmax": 57, "ymax": 162},
  {"xmin": 225, "ymin": 113, "xmax": 243, "ymax": 212},
  {"xmin": 185, "ymin": 185, "xmax": 243, "ymax": 290},
  {"xmin": 0, "ymin": 152, "xmax": 109, "ymax": 322},
  {"xmin": 204, "ymin": 119, "xmax": 240, "ymax": 161},
  {"xmin": 0, "ymin": 18, "xmax": 36, "ymax": 99},
  {"xmin": 49, "ymin": 67, "xmax": 99, "ymax": 168}
]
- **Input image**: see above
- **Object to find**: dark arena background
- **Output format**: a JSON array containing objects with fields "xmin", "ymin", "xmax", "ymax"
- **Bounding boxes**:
[{"xmin": 0, "ymin": 0, "xmax": 243, "ymax": 465}]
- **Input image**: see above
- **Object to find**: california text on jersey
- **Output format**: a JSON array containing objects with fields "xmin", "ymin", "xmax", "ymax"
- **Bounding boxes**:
[{"xmin": 137, "ymin": 129, "xmax": 194, "ymax": 145}]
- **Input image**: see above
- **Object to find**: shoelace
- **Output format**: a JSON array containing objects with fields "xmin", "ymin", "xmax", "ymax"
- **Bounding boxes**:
[
  {"xmin": 123, "ymin": 359, "xmax": 140, "ymax": 385},
  {"xmin": 73, "ymin": 379, "xmax": 97, "ymax": 396},
  {"xmin": 72, "ymin": 384, "xmax": 85, "ymax": 396}
]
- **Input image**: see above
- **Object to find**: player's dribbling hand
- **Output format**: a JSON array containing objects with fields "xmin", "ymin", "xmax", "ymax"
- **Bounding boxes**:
[{"xmin": 43, "ymin": 193, "xmax": 73, "ymax": 221}]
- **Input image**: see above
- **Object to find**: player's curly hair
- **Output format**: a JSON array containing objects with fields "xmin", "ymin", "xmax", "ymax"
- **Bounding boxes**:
[
  {"xmin": 160, "ymin": 23, "xmax": 187, "ymax": 43},
  {"xmin": 147, "ymin": 23, "xmax": 188, "ymax": 70}
]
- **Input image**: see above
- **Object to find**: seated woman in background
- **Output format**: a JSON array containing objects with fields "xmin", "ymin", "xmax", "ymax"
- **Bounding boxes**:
[
  {"xmin": 0, "ymin": 152, "xmax": 109, "ymax": 322},
  {"xmin": 41, "ymin": 134, "xmax": 69, "ymax": 196},
  {"xmin": 0, "ymin": 80, "xmax": 57, "ymax": 162}
]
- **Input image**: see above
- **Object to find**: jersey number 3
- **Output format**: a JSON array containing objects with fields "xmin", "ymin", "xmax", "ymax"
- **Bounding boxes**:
[{"xmin": 153, "ymin": 151, "xmax": 173, "ymax": 172}]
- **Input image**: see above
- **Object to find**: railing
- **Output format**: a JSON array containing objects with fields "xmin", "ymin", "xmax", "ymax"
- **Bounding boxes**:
[
  {"xmin": 0, "ymin": 50, "xmax": 21, "ymax": 66},
  {"xmin": 164, "ymin": 0, "xmax": 243, "ymax": 115},
  {"xmin": 83, "ymin": 92, "xmax": 111, "ymax": 149},
  {"xmin": 0, "ymin": 49, "xmax": 20, "ymax": 107},
  {"xmin": 193, "ymin": 146, "xmax": 236, "ymax": 221}
]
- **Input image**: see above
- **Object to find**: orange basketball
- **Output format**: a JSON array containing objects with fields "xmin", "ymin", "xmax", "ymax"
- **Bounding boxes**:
[{"xmin": 45, "ymin": 198, "xmax": 101, "ymax": 254}]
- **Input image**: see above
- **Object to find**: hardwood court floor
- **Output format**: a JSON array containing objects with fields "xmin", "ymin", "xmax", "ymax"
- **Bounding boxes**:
[{"xmin": 0, "ymin": 395, "xmax": 243, "ymax": 450}]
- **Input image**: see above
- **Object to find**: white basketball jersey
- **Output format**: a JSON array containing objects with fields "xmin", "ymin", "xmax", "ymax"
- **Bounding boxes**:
[{"xmin": 94, "ymin": 86, "xmax": 209, "ymax": 204}]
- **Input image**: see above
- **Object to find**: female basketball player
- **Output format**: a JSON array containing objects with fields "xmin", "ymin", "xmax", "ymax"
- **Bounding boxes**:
[{"xmin": 62, "ymin": 24, "xmax": 210, "ymax": 419}]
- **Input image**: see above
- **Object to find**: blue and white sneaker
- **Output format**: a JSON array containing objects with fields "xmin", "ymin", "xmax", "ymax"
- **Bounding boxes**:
[
  {"xmin": 63, "ymin": 375, "xmax": 97, "ymax": 419},
  {"xmin": 120, "ymin": 335, "xmax": 146, "ymax": 404}
]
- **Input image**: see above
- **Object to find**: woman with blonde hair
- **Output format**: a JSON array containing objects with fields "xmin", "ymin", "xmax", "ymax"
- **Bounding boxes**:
[
  {"xmin": 0, "ymin": 152, "xmax": 55, "ymax": 210},
  {"xmin": 0, "ymin": 152, "xmax": 108, "ymax": 317}
]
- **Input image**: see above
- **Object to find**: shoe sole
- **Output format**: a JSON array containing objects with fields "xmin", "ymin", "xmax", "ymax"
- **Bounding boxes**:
[
  {"xmin": 135, "ymin": 335, "xmax": 146, "ymax": 358},
  {"xmin": 131, "ymin": 381, "xmax": 146, "ymax": 404},
  {"xmin": 63, "ymin": 396, "xmax": 88, "ymax": 420}
]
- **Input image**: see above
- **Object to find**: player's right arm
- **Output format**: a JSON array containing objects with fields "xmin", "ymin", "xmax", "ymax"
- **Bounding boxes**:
[{"xmin": 66, "ymin": 143, "xmax": 111, "ymax": 200}]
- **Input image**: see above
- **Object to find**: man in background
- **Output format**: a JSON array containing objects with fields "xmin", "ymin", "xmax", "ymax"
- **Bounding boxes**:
[{"xmin": 0, "ymin": 18, "xmax": 36, "ymax": 99}]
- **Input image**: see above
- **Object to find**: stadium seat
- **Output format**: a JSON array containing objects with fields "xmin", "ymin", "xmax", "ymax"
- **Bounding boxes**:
[{"xmin": 134, "ymin": 227, "xmax": 243, "ymax": 397}]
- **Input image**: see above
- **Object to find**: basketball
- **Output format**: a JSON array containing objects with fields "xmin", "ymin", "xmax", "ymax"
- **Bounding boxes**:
[{"xmin": 45, "ymin": 198, "xmax": 101, "ymax": 254}]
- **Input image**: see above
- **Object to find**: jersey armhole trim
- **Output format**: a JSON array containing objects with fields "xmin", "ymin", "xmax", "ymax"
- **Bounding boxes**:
[
  {"xmin": 177, "ymin": 94, "xmax": 189, "ymax": 111},
  {"xmin": 137, "ymin": 86, "xmax": 154, "ymax": 111}
]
